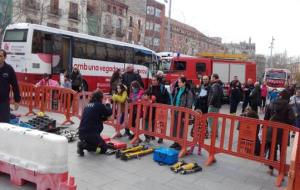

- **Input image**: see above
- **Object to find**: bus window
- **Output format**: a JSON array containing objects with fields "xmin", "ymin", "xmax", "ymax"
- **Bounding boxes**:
[
  {"xmin": 96, "ymin": 42, "xmax": 107, "ymax": 61},
  {"xmin": 32, "ymin": 30, "xmax": 53, "ymax": 54},
  {"xmin": 86, "ymin": 41, "xmax": 96, "ymax": 60},
  {"xmin": 174, "ymin": 61, "xmax": 186, "ymax": 71},
  {"xmin": 134, "ymin": 49, "xmax": 152, "ymax": 67},
  {"xmin": 52, "ymin": 35, "xmax": 63, "ymax": 74},
  {"xmin": 4, "ymin": 29, "xmax": 28, "ymax": 42},
  {"xmin": 196, "ymin": 63, "xmax": 206, "ymax": 73},
  {"xmin": 125, "ymin": 47, "xmax": 134, "ymax": 63},
  {"xmin": 74, "ymin": 38, "xmax": 87, "ymax": 58},
  {"xmin": 115, "ymin": 46, "xmax": 125, "ymax": 63},
  {"xmin": 107, "ymin": 44, "xmax": 119, "ymax": 62}
]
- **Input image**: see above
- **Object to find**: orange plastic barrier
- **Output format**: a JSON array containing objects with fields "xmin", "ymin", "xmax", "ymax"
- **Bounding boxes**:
[
  {"xmin": 104, "ymin": 100, "xmax": 130, "ymax": 138},
  {"xmin": 34, "ymin": 86, "xmax": 77, "ymax": 125},
  {"xmin": 10, "ymin": 82, "xmax": 36, "ymax": 116},
  {"xmin": 127, "ymin": 101, "xmax": 204, "ymax": 158},
  {"xmin": 201, "ymin": 113, "xmax": 300, "ymax": 187},
  {"xmin": 286, "ymin": 132, "xmax": 300, "ymax": 190}
]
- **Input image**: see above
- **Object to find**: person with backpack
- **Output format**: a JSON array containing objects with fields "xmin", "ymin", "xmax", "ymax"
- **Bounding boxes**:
[
  {"xmin": 264, "ymin": 89, "xmax": 295, "ymax": 175},
  {"xmin": 147, "ymin": 75, "xmax": 171, "ymax": 143},
  {"xmin": 207, "ymin": 73, "xmax": 223, "ymax": 137}
]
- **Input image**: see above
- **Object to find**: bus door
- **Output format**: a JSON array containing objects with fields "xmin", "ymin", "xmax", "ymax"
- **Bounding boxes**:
[{"xmin": 62, "ymin": 36, "xmax": 72, "ymax": 74}]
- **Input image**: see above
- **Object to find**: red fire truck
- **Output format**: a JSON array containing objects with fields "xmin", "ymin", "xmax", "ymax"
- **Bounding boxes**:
[{"xmin": 157, "ymin": 52, "xmax": 256, "ymax": 99}]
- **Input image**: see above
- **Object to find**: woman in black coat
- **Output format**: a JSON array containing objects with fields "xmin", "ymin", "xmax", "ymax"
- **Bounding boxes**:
[{"xmin": 264, "ymin": 89, "xmax": 295, "ymax": 175}]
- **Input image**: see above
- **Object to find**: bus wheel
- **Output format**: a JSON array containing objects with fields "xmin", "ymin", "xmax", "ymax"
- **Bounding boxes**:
[{"xmin": 82, "ymin": 80, "xmax": 88, "ymax": 92}]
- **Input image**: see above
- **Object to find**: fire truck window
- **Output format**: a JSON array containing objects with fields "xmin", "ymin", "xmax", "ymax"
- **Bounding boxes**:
[
  {"xmin": 174, "ymin": 61, "xmax": 186, "ymax": 71},
  {"xmin": 86, "ymin": 41, "xmax": 96, "ymax": 60},
  {"xmin": 196, "ymin": 63, "xmax": 206, "ymax": 73},
  {"xmin": 96, "ymin": 42, "xmax": 107, "ymax": 61},
  {"xmin": 74, "ymin": 38, "xmax": 87, "ymax": 58}
]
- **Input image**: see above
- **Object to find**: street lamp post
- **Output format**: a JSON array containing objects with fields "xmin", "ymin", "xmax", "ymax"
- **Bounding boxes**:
[
  {"xmin": 165, "ymin": 0, "xmax": 172, "ymax": 52},
  {"xmin": 269, "ymin": 36, "xmax": 275, "ymax": 68}
]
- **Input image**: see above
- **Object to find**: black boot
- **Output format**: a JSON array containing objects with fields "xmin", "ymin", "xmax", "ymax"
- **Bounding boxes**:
[
  {"xmin": 77, "ymin": 141, "xmax": 85, "ymax": 157},
  {"xmin": 157, "ymin": 138, "xmax": 163, "ymax": 144}
]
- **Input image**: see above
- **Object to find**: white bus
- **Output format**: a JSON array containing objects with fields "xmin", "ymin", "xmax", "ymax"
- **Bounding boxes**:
[{"xmin": 1, "ymin": 23, "xmax": 156, "ymax": 92}]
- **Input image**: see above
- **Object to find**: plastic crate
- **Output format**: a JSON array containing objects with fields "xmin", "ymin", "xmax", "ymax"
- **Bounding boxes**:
[{"xmin": 19, "ymin": 122, "xmax": 33, "ymax": 129}]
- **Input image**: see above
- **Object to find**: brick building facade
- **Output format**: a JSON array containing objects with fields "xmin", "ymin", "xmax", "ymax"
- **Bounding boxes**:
[
  {"xmin": 144, "ymin": 0, "xmax": 165, "ymax": 52},
  {"xmin": 165, "ymin": 18, "xmax": 223, "ymax": 55}
]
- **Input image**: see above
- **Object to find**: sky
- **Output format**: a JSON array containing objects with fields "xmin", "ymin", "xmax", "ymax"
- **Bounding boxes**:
[{"xmin": 157, "ymin": 0, "xmax": 300, "ymax": 57}]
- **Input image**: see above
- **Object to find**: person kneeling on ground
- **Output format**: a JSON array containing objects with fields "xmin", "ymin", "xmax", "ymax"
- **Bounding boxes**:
[{"xmin": 77, "ymin": 90, "xmax": 112, "ymax": 156}]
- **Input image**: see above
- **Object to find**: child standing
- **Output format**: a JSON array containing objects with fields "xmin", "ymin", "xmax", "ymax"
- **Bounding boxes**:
[{"xmin": 112, "ymin": 84, "xmax": 130, "ymax": 137}]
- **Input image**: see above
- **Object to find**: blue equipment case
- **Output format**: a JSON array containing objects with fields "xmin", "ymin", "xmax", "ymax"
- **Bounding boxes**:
[{"xmin": 153, "ymin": 147, "xmax": 179, "ymax": 165}]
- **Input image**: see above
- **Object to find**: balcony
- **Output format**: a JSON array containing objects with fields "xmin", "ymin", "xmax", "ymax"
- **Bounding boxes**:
[
  {"xmin": 103, "ymin": 24, "xmax": 114, "ymax": 36},
  {"xmin": 116, "ymin": 27, "xmax": 126, "ymax": 38},
  {"xmin": 22, "ymin": 0, "xmax": 40, "ymax": 12},
  {"xmin": 68, "ymin": 13, "xmax": 81, "ymax": 22},
  {"xmin": 47, "ymin": 6, "xmax": 62, "ymax": 17}
]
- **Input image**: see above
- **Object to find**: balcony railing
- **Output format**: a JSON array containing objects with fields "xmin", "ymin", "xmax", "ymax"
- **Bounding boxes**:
[
  {"xmin": 103, "ymin": 24, "xmax": 114, "ymax": 36},
  {"xmin": 116, "ymin": 27, "xmax": 126, "ymax": 38},
  {"xmin": 23, "ymin": 0, "xmax": 40, "ymax": 11},
  {"xmin": 47, "ymin": 6, "xmax": 62, "ymax": 17},
  {"xmin": 68, "ymin": 13, "xmax": 81, "ymax": 21}
]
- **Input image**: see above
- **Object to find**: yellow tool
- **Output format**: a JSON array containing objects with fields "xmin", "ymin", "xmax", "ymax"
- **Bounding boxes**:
[
  {"xmin": 170, "ymin": 160, "xmax": 186, "ymax": 172},
  {"xmin": 179, "ymin": 163, "xmax": 202, "ymax": 174},
  {"xmin": 115, "ymin": 145, "xmax": 144, "ymax": 158},
  {"xmin": 121, "ymin": 148, "xmax": 154, "ymax": 161}
]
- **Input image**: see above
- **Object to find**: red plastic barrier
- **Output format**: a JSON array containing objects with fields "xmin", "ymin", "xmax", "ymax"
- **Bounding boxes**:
[
  {"xmin": 0, "ymin": 161, "xmax": 76, "ymax": 190},
  {"xmin": 201, "ymin": 113, "xmax": 300, "ymax": 187},
  {"xmin": 127, "ymin": 100, "xmax": 204, "ymax": 158}
]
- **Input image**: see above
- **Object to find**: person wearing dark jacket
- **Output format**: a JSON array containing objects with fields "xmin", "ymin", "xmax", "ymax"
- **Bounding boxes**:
[
  {"xmin": 264, "ymin": 89, "xmax": 295, "ymax": 175},
  {"xmin": 71, "ymin": 67, "xmax": 83, "ymax": 92},
  {"xmin": 110, "ymin": 69, "xmax": 122, "ymax": 94},
  {"xmin": 77, "ymin": 90, "xmax": 112, "ymax": 156},
  {"xmin": 0, "ymin": 49, "xmax": 21, "ymax": 123},
  {"xmin": 207, "ymin": 74, "xmax": 223, "ymax": 136},
  {"xmin": 229, "ymin": 80, "xmax": 242, "ymax": 115},
  {"xmin": 242, "ymin": 78, "xmax": 255, "ymax": 112},
  {"xmin": 170, "ymin": 76, "xmax": 194, "ymax": 150},
  {"xmin": 122, "ymin": 65, "xmax": 144, "ymax": 92},
  {"xmin": 146, "ymin": 75, "xmax": 171, "ymax": 143},
  {"xmin": 249, "ymin": 82, "xmax": 261, "ymax": 113},
  {"xmin": 194, "ymin": 75, "xmax": 211, "ymax": 114}
]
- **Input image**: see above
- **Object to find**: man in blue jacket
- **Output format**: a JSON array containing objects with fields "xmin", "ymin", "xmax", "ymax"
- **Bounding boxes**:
[
  {"xmin": 77, "ymin": 91, "xmax": 112, "ymax": 156},
  {"xmin": 0, "ymin": 49, "xmax": 20, "ymax": 123}
]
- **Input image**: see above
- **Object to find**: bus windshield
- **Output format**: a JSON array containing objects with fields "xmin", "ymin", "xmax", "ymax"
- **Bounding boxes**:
[
  {"xmin": 4, "ymin": 29, "xmax": 28, "ymax": 42},
  {"xmin": 266, "ymin": 71, "xmax": 286, "ymax": 80}
]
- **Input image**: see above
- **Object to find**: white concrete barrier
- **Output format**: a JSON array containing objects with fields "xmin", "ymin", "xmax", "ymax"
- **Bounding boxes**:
[{"xmin": 0, "ymin": 123, "xmax": 68, "ymax": 173}]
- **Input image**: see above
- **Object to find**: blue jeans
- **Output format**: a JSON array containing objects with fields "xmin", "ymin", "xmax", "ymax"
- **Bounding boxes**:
[
  {"xmin": 295, "ymin": 117, "xmax": 300, "ymax": 129},
  {"xmin": 207, "ymin": 106, "xmax": 220, "ymax": 134}
]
